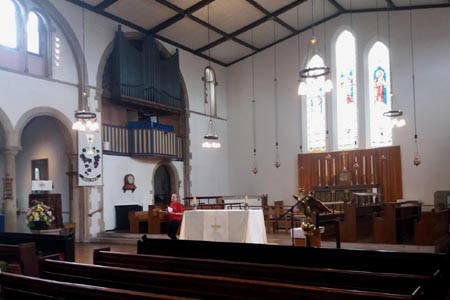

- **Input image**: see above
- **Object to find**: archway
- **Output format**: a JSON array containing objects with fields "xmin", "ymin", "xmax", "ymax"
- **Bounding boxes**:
[{"xmin": 153, "ymin": 165, "xmax": 171, "ymax": 207}]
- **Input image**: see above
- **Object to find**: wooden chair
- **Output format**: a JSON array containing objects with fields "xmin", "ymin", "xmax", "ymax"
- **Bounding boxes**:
[{"xmin": 263, "ymin": 206, "xmax": 277, "ymax": 233}]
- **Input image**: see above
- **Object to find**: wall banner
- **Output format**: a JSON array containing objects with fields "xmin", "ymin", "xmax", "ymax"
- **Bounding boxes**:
[{"xmin": 78, "ymin": 114, "xmax": 103, "ymax": 186}]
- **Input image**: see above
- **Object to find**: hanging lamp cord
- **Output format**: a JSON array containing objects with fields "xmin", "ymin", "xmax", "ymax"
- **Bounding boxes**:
[
  {"xmin": 273, "ymin": 20, "xmax": 279, "ymax": 151},
  {"xmin": 409, "ymin": 2, "xmax": 418, "ymax": 140}
]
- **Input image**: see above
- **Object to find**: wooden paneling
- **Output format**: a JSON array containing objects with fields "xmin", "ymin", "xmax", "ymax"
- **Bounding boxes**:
[{"xmin": 298, "ymin": 146, "xmax": 402, "ymax": 202}]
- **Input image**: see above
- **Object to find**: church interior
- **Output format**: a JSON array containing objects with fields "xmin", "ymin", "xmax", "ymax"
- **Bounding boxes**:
[{"xmin": 0, "ymin": 0, "xmax": 449, "ymax": 298}]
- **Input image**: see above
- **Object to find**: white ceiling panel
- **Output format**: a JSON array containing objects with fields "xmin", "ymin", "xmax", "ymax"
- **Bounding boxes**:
[
  {"xmin": 253, "ymin": 0, "xmax": 297, "ymax": 13},
  {"xmin": 237, "ymin": 20, "xmax": 293, "ymax": 49},
  {"xmin": 205, "ymin": 40, "xmax": 254, "ymax": 64},
  {"xmin": 168, "ymin": 0, "xmax": 203, "ymax": 10},
  {"xmin": 158, "ymin": 17, "xmax": 222, "ymax": 50},
  {"xmin": 106, "ymin": 0, "xmax": 177, "ymax": 29},
  {"xmin": 338, "ymin": 0, "xmax": 388, "ymax": 10},
  {"xmin": 279, "ymin": 0, "xmax": 337, "ymax": 30},
  {"xmin": 193, "ymin": 0, "xmax": 265, "ymax": 34}
]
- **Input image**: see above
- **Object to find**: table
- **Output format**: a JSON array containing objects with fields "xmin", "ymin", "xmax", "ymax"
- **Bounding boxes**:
[{"xmin": 180, "ymin": 209, "xmax": 267, "ymax": 244}]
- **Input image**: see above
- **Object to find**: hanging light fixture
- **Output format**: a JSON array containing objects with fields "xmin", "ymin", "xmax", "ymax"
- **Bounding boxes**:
[
  {"xmin": 250, "ymin": 30, "xmax": 258, "ymax": 174},
  {"xmin": 382, "ymin": 6, "xmax": 404, "ymax": 119},
  {"xmin": 408, "ymin": 2, "xmax": 420, "ymax": 166},
  {"xmin": 201, "ymin": 4, "xmax": 220, "ymax": 149},
  {"xmin": 273, "ymin": 20, "xmax": 280, "ymax": 169},
  {"xmin": 72, "ymin": 0, "xmax": 99, "ymax": 133},
  {"xmin": 298, "ymin": 0, "xmax": 332, "ymax": 96}
]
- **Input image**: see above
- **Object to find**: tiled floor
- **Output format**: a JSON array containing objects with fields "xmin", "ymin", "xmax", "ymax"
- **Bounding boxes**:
[{"xmin": 75, "ymin": 231, "xmax": 437, "ymax": 264}]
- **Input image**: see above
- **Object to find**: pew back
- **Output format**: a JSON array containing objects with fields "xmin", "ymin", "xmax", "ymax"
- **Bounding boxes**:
[
  {"xmin": 0, "ymin": 242, "xmax": 38, "ymax": 276},
  {"xmin": 93, "ymin": 248, "xmax": 429, "ymax": 296},
  {"xmin": 0, "ymin": 272, "xmax": 195, "ymax": 300},
  {"xmin": 40, "ymin": 258, "xmax": 423, "ymax": 300}
]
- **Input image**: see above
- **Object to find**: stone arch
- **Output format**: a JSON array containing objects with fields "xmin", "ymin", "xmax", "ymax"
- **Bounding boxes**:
[
  {"xmin": 95, "ymin": 31, "xmax": 192, "ymax": 196},
  {"xmin": 152, "ymin": 161, "xmax": 180, "ymax": 202},
  {"xmin": 0, "ymin": 108, "xmax": 15, "ymax": 148},
  {"xmin": 13, "ymin": 107, "xmax": 75, "ymax": 153}
]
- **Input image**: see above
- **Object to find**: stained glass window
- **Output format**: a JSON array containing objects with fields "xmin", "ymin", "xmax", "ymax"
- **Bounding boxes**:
[
  {"xmin": 0, "ymin": 0, "xmax": 18, "ymax": 48},
  {"xmin": 368, "ymin": 42, "xmax": 392, "ymax": 147},
  {"xmin": 306, "ymin": 55, "xmax": 327, "ymax": 152},
  {"xmin": 336, "ymin": 30, "xmax": 358, "ymax": 150},
  {"xmin": 27, "ymin": 11, "xmax": 41, "ymax": 54}
]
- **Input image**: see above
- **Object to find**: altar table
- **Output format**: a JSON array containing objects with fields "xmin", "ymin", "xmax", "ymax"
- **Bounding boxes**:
[{"xmin": 180, "ymin": 209, "xmax": 267, "ymax": 244}]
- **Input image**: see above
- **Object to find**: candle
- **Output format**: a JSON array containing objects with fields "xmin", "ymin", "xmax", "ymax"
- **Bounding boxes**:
[
  {"xmin": 332, "ymin": 158, "xmax": 336, "ymax": 176},
  {"xmin": 370, "ymin": 155, "xmax": 374, "ymax": 174},
  {"xmin": 363, "ymin": 156, "xmax": 366, "ymax": 175},
  {"xmin": 193, "ymin": 196, "xmax": 197, "ymax": 205},
  {"xmin": 318, "ymin": 160, "xmax": 321, "ymax": 177},
  {"xmin": 325, "ymin": 159, "xmax": 328, "ymax": 178},
  {"xmin": 244, "ymin": 195, "xmax": 248, "ymax": 204}
]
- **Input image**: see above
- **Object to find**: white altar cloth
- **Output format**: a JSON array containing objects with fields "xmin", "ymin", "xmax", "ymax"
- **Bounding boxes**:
[{"xmin": 180, "ymin": 209, "xmax": 267, "ymax": 244}]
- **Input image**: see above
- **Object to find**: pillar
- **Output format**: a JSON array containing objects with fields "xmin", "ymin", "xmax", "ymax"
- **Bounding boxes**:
[{"xmin": 2, "ymin": 147, "xmax": 20, "ymax": 232}]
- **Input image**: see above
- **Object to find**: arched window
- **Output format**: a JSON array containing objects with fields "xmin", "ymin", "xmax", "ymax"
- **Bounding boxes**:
[
  {"xmin": 27, "ymin": 11, "xmax": 42, "ymax": 54},
  {"xmin": 306, "ymin": 55, "xmax": 327, "ymax": 152},
  {"xmin": 368, "ymin": 41, "xmax": 392, "ymax": 147},
  {"xmin": 336, "ymin": 30, "xmax": 358, "ymax": 149},
  {"xmin": 0, "ymin": 0, "xmax": 18, "ymax": 48}
]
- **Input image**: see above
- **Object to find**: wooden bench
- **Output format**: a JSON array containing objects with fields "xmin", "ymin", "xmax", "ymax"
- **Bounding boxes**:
[
  {"xmin": 93, "ymin": 248, "xmax": 429, "ymax": 297},
  {"xmin": 415, "ymin": 209, "xmax": 449, "ymax": 245},
  {"xmin": 0, "ymin": 231, "xmax": 75, "ymax": 261},
  {"xmin": 0, "ymin": 243, "xmax": 39, "ymax": 276},
  {"xmin": 40, "ymin": 258, "xmax": 424, "ymax": 300},
  {"xmin": 0, "ymin": 272, "xmax": 194, "ymax": 300},
  {"xmin": 137, "ymin": 236, "xmax": 449, "ymax": 299}
]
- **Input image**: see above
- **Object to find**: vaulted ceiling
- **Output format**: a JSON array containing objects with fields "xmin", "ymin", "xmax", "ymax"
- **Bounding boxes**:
[{"xmin": 65, "ymin": 0, "xmax": 450, "ymax": 66}]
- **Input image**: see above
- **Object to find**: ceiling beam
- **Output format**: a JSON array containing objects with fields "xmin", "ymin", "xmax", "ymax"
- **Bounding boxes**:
[
  {"xmin": 227, "ymin": 11, "xmax": 342, "ymax": 66},
  {"xmin": 150, "ymin": 0, "xmax": 214, "ymax": 34},
  {"xmin": 246, "ymin": 0, "xmax": 297, "ymax": 33},
  {"xmin": 95, "ymin": 0, "xmax": 118, "ymax": 11},
  {"xmin": 327, "ymin": 0, "xmax": 345, "ymax": 12},
  {"xmin": 349, "ymin": 2, "xmax": 450, "ymax": 13},
  {"xmin": 385, "ymin": 0, "xmax": 397, "ymax": 9},
  {"xmin": 197, "ymin": 0, "xmax": 307, "ymax": 53}
]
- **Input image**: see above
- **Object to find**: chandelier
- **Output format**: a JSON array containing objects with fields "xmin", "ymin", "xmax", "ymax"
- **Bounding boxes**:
[
  {"xmin": 72, "ymin": 1, "xmax": 98, "ymax": 133},
  {"xmin": 298, "ymin": 0, "xmax": 332, "ymax": 96}
]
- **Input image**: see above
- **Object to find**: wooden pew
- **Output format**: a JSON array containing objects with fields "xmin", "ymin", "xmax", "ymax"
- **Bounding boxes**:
[
  {"xmin": 40, "ymin": 258, "xmax": 424, "ymax": 300},
  {"xmin": 339, "ymin": 203, "xmax": 382, "ymax": 242},
  {"xmin": 0, "ymin": 272, "xmax": 194, "ymax": 300},
  {"xmin": 0, "ymin": 243, "xmax": 39, "ymax": 276},
  {"xmin": 415, "ymin": 209, "xmax": 449, "ymax": 245},
  {"xmin": 137, "ymin": 236, "xmax": 448, "ymax": 277},
  {"xmin": 0, "ymin": 231, "xmax": 74, "ymax": 261},
  {"xmin": 93, "ymin": 248, "xmax": 429, "ymax": 297}
]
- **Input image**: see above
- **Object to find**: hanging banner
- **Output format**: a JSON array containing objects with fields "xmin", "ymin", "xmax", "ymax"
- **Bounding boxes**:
[{"xmin": 78, "ymin": 113, "xmax": 103, "ymax": 186}]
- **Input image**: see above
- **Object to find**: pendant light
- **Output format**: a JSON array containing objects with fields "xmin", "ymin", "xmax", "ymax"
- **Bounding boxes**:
[
  {"xmin": 251, "ymin": 30, "xmax": 258, "ymax": 175},
  {"xmin": 298, "ymin": 0, "xmax": 332, "ymax": 96},
  {"xmin": 383, "ymin": 6, "xmax": 403, "ymax": 119},
  {"xmin": 72, "ymin": 0, "xmax": 99, "ymax": 132},
  {"xmin": 273, "ymin": 20, "xmax": 280, "ymax": 169},
  {"xmin": 408, "ymin": 2, "xmax": 420, "ymax": 166},
  {"xmin": 201, "ymin": 4, "xmax": 220, "ymax": 149}
]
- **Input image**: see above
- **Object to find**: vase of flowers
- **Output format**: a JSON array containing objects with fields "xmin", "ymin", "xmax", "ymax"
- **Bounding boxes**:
[{"xmin": 26, "ymin": 199, "xmax": 55, "ymax": 231}]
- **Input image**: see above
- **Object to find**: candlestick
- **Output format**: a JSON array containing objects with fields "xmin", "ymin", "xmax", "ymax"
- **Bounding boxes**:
[
  {"xmin": 325, "ymin": 159, "xmax": 328, "ymax": 184},
  {"xmin": 370, "ymin": 155, "xmax": 375, "ymax": 184},
  {"xmin": 244, "ymin": 195, "xmax": 248, "ymax": 204},
  {"xmin": 362, "ymin": 156, "xmax": 366, "ymax": 175},
  {"xmin": 193, "ymin": 196, "xmax": 197, "ymax": 205}
]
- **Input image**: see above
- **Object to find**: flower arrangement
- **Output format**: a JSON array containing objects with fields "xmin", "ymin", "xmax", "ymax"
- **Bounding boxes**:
[{"xmin": 26, "ymin": 199, "xmax": 55, "ymax": 230}]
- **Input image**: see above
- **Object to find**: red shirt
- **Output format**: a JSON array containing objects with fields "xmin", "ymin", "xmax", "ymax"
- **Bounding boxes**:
[{"xmin": 168, "ymin": 201, "xmax": 184, "ymax": 221}]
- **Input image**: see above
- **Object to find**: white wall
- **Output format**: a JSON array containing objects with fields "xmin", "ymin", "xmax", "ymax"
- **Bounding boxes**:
[{"xmin": 227, "ymin": 8, "xmax": 450, "ymax": 206}]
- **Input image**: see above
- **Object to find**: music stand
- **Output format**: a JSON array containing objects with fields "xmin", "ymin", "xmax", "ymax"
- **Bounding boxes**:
[{"xmin": 291, "ymin": 193, "xmax": 331, "ymax": 247}]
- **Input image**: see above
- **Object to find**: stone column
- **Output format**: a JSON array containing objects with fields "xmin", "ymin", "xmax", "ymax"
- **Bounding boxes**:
[
  {"xmin": 68, "ymin": 154, "xmax": 81, "ymax": 241},
  {"xmin": 2, "ymin": 147, "xmax": 20, "ymax": 232}
]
